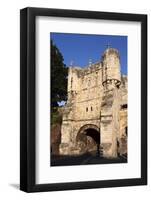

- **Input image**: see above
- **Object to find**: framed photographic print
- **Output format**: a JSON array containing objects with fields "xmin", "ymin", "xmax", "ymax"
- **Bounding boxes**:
[{"xmin": 20, "ymin": 7, "xmax": 147, "ymax": 192}]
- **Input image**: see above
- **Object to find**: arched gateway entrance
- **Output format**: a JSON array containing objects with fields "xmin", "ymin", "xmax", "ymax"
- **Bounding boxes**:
[{"xmin": 76, "ymin": 124, "xmax": 100, "ymax": 155}]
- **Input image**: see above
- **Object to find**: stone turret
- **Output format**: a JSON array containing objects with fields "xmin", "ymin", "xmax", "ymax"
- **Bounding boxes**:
[
  {"xmin": 102, "ymin": 48, "xmax": 121, "ymax": 90},
  {"xmin": 100, "ymin": 48, "xmax": 122, "ymax": 158},
  {"xmin": 67, "ymin": 67, "xmax": 79, "ymax": 104}
]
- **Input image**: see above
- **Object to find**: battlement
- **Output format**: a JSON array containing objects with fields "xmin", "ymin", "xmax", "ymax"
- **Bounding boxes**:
[
  {"xmin": 102, "ymin": 48, "xmax": 120, "ymax": 59},
  {"xmin": 69, "ymin": 61, "xmax": 102, "ymax": 78}
]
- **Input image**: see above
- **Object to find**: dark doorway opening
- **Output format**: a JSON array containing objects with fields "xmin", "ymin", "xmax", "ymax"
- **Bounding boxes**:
[
  {"xmin": 77, "ymin": 126, "xmax": 100, "ymax": 156},
  {"xmin": 86, "ymin": 128, "xmax": 100, "ymax": 156}
]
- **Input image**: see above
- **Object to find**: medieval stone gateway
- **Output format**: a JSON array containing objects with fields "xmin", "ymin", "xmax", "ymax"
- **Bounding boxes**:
[
  {"xmin": 59, "ymin": 47, "xmax": 127, "ymax": 158},
  {"xmin": 76, "ymin": 124, "xmax": 100, "ymax": 155}
]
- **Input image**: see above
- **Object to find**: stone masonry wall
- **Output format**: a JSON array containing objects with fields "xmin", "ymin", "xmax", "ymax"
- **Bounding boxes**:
[{"xmin": 60, "ymin": 48, "xmax": 128, "ymax": 157}]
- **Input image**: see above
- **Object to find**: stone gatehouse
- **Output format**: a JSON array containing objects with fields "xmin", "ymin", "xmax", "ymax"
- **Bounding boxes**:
[{"xmin": 60, "ymin": 48, "xmax": 127, "ymax": 158}]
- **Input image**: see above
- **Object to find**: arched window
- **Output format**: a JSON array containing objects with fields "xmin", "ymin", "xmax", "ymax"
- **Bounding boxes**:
[{"xmin": 86, "ymin": 107, "xmax": 88, "ymax": 112}]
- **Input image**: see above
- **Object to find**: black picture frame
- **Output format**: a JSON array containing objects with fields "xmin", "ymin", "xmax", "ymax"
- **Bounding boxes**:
[{"xmin": 20, "ymin": 7, "xmax": 147, "ymax": 192}]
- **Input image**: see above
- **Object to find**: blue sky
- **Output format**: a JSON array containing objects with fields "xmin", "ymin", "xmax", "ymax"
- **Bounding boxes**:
[{"xmin": 51, "ymin": 33, "xmax": 127, "ymax": 75}]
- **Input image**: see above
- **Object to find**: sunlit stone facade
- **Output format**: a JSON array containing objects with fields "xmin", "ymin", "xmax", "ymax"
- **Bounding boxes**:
[{"xmin": 60, "ymin": 48, "xmax": 127, "ymax": 158}]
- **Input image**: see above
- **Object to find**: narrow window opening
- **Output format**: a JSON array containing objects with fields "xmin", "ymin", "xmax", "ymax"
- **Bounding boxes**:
[
  {"xmin": 121, "ymin": 104, "xmax": 127, "ymax": 109},
  {"xmin": 125, "ymin": 127, "xmax": 128, "ymax": 136},
  {"xmin": 71, "ymin": 77, "xmax": 73, "ymax": 89}
]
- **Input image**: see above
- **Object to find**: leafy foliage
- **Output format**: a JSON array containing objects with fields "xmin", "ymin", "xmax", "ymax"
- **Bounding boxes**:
[
  {"xmin": 51, "ymin": 107, "xmax": 62, "ymax": 126},
  {"xmin": 51, "ymin": 40, "xmax": 68, "ymax": 126},
  {"xmin": 51, "ymin": 40, "xmax": 68, "ymax": 108}
]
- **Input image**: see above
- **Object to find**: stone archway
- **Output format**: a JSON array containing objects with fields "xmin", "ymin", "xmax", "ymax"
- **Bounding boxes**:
[{"xmin": 76, "ymin": 124, "xmax": 100, "ymax": 155}]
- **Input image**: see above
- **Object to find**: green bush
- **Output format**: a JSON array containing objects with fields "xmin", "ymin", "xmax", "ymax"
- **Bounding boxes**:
[{"xmin": 51, "ymin": 108, "xmax": 62, "ymax": 126}]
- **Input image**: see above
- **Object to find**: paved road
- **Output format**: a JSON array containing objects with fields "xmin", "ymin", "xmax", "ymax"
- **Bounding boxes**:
[{"xmin": 51, "ymin": 153, "xmax": 127, "ymax": 167}]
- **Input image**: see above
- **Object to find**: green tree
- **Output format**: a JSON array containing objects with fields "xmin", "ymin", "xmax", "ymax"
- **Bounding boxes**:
[{"xmin": 51, "ymin": 40, "xmax": 68, "ymax": 108}]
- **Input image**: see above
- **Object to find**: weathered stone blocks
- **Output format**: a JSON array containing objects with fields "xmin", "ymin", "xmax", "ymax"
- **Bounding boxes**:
[{"xmin": 59, "ymin": 48, "xmax": 127, "ymax": 158}]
